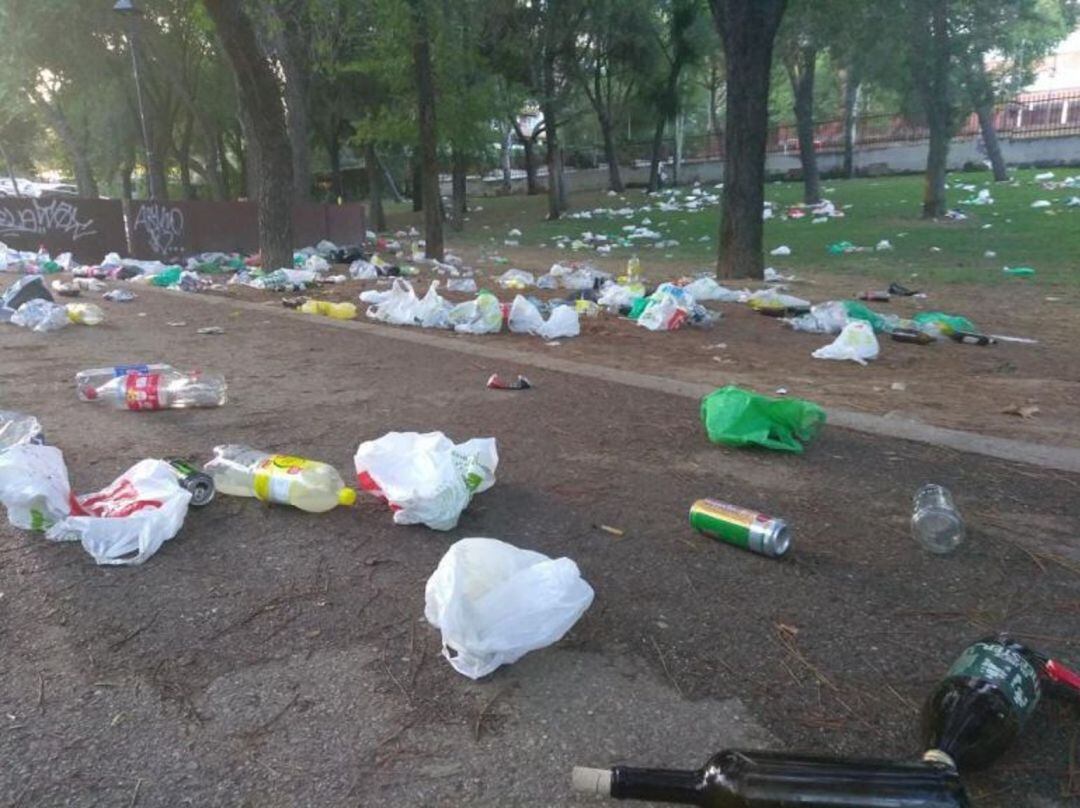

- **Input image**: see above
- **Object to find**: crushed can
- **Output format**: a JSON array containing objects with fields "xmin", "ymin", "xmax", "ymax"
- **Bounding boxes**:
[
  {"xmin": 167, "ymin": 458, "xmax": 215, "ymax": 507},
  {"xmin": 689, "ymin": 498, "xmax": 790, "ymax": 558}
]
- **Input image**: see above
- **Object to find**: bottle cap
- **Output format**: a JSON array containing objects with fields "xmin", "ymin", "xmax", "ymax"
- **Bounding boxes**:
[{"xmin": 338, "ymin": 488, "xmax": 357, "ymax": 507}]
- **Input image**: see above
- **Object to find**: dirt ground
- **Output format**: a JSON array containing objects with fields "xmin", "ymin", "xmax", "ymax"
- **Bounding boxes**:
[
  {"xmin": 236, "ymin": 244, "xmax": 1080, "ymax": 450},
  {"xmin": 1, "ymin": 285, "xmax": 1079, "ymax": 806}
]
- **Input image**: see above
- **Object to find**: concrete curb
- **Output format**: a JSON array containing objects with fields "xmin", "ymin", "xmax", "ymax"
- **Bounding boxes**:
[{"xmin": 160, "ymin": 288, "xmax": 1080, "ymax": 474}]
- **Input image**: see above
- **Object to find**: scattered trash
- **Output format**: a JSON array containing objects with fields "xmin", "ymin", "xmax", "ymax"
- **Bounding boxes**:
[
  {"xmin": 355, "ymin": 431, "xmax": 498, "ymax": 530},
  {"xmin": 856, "ymin": 291, "xmax": 891, "ymax": 302},
  {"xmin": 747, "ymin": 288, "xmax": 810, "ymax": 317},
  {"xmin": 0, "ymin": 445, "xmax": 191, "ymax": 565},
  {"xmin": 167, "ymin": 321, "xmax": 186, "ymax": 327},
  {"xmin": 594, "ymin": 524, "xmax": 624, "ymax": 537},
  {"xmin": 446, "ymin": 277, "xmax": 478, "ymax": 293},
  {"xmin": 204, "ymin": 445, "xmax": 355, "ymax": 512},
  {"xmin": 10, "ymin": 299, "xmax": 71, "ymax": 332},
  {"xmin": 875, "ymin": 239, "xmax": 894, "ymax": 251},
  {"xmin": 508, "ymin": 295, "xmax": 580, "ymax": 339},
  {"xmin": 103, "ymin": 289, "xmax": 136, "ymax": 302},
  {"xmin": 78, "ymin": 367, "xmax": 226, "ymax": 410},
  {"xmin": 299, "ymin": 299, "xmax": 357, "ymax": 319},
  {"xmin": 0, "ymin": 411, "xmax": 44, "ymax": 451},
  {"xmin": 166, "ymin": 459, "xmax": 215, "ymax": 507},
  {"xmin": 498, "ymin": 269, "xmax": 535, "ymax": 289},
  {"xmin": 812, "ymin": 321, "xmax": 880, "ymax": 365},
  {"xmin": 911, "ymin": 484, "xmax": 965, "ymax": 554},
  {"xmin": 888, "ymin": 282, "xmax": 918, "ymax": 296},
  {"xmin": 448, "ymin": 290, "xmax": 503, "ymax": 334},
  {"xmin": 912, "ymin": 312, "xmax": 977, "ymax": 338},
  {"xmin": 1002, "ymin": 267, "xmax": 1035, "ymax": 277},
  {"xmin": 1, "ymin": 275, "xmax": 53, "ymax": 321},
  {"xmin": 700, "ymin": 386, "xmax": 825, "ymax": 454},
  {"xmin": 1002, "ymin": 403, "xmax": 1039, "ymax": 418},
  {"xmin": 763, "ymin": 267, "xmax": 796, "ymax": 283},
  {"xmin": 572, "ymin": 750, "xmax": 966, "ymax": 805},
  {"xmin": 891, "ymin": 382, "xmax": 907, "ymax": 391},
  {"xmin": 950, "ymin": 331, "xmax": 997, "ymax": 346},
  {"xmin": 66, "ymin": 303, "xmax": 105, "ymax": 325},
  {"xmin": 196, "ymin": 326, "xmax": 225, "ymax": 335},
  {"xmin": 1030, "ymin": 200, "xmax": 1051, "ymax": 208},
  {"xmin": 769, "ymin": 245, "xmax": 791, "ymax": 256},
  {"xmin": 689, "ymin": 498, "xmax": 790, "ymax": 558},
  {"xmin": 891, "ymin": 328, "xmax": 936, "ymax": 345},
  {"xmin": 424, "ymin": 537, "xmax": 594, "ymax": 679},
  {"xmin": 486, "ymin": 373, "xmax": 532, "ymax": 390}
]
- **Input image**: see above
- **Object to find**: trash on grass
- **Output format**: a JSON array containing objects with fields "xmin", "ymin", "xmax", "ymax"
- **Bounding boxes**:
[
  {"xmin": 812, "ymin": 321, "xmax": 880, "ymax": 365},
  {"xmin": 424, "ymin": 537, "xmax": 594, "ymax": 679}
]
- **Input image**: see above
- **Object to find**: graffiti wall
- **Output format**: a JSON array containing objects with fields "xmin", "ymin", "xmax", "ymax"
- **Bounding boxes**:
[
  {"xmin": 0, "ymin": 197, "xmax": 127, "ymax": 262},
  {"xmin": 125, "ymin": 201, "xmax": 366, "ymax": 260}
]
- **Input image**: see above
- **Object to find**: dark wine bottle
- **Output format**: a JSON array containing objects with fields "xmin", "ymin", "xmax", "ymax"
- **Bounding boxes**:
[
  {"xmin": 572, "ymin": 749, "xmax": 968, "ymax": 807},
  {"xmin": 922, "ymin": 637, "xmax": 1042, "ymax": 770}
]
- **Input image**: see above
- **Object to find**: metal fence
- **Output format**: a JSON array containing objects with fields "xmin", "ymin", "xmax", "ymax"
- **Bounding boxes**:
[{"xmin": 609, "ymin": 87, "xmax": 1080, "ymax": 166}]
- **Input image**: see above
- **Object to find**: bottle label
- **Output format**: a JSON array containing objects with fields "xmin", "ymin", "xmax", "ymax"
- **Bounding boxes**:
[
  {"xmin": 124, "ymin": 373, "xmax": 162, "ymax": 410},
  {"xmin": 253, "ymin": 455, "xmax": 311, "ymax": 504},
  {"xmin": 113, "ymin": 364, "xmax": 150, "ymax": 376},
  {"xmin": 947, "ymin": 641, "xmax": 1041, "ymax": 722}
]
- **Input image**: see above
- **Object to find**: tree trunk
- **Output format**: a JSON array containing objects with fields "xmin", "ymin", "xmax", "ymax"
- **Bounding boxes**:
[
  {"xmin": 274, "ymin": 7, "xmax": 313, "ymax": 203},
  {"xmin": 120, "ymin": 162, "xmax": 134, "ymax": 201},
  {"xmin": 451, "ymin": 146, "xmax": 467, "ymax": 231},
  {"xmin": 0, "ymin": 142, "xmax": 20, "ymax": 195},
  {"xmin": 542, "ymin": 100, "xmax": 563, "ymax": 219},
  {"xmin": 329, "ymin": 128, "xmax": 343, "ymax": 201},
  {"xmin": 789, "ymin": 46, "xmax": 821, "ymax": 205},
  {"xmin": 914, "ymin": 0, "xmax": 951, "ymax": 219},
  {"xmin": 411, "ymin": 0, "xmax": 443, "ymax": 260},
  {"xmin": 841, "ymin": 69, "xmax": 860, "ymax": 179},
  {"xmin": 500, "ymin": 125, "xmax": 513, "ymax": 193},
  {"xmin": 204, "ymin": 0, "xmax": 294, "ymax": 270},
  {"xmin": 599, "ymin": 113, "xmax": 623, "ymax": 192},
  {"xmin": 976, "ymin": 103, "xmax": 1008, "ymax": 181},
  {"xmin": 147, "ymin": 140, "xmax": 170, "ymax": 201},
  {"xmin": 411, "ymin": 158, "xmax": 423, "ymax": 211},
  {"xmin": 217, "ymin": 131, "xmax": 232, "ymax": 197},
  {"xmin": 35, "ymin": 96, "xmax": 99, "ymax": 198},
  {"xmin": 177, "ymin": 112, "xmax": 197, "ymax": 200},
  {"xmin": 365, "ymin": 141, "xmax": 386, "ymax": 232},
  {"xmin": 710, "ymin": 0, "xmax": 786, "ymax": 280},
  {"xmin": 648, "ymin": 115, "xmax": 666, "ymax": 192},
  {"xmin": 522, "ymin": 136, "xmax": 538, "ymax": 195}
]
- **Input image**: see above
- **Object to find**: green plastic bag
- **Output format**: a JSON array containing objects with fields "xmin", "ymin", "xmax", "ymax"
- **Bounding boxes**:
[
  {"xmin": 827, "ymin": 240, "xmax": 855, "ymax": 255},
  {"xmin": 627, "ymin": 296, "xmax": 649, "ymax": 320},
  {"xmin": 700, "ymin": 385, "xmax": 826, "ymax": 453},
  {"xmin": 912, "ymin": 311, "xmax": 976, "ymax": 336},
  {"xmin": 150, "ymin": 266, "xmax": 183, "ymax": 287},
  {"xmin": 842, "ymin": 300, "xmax": 890, "ymax": 332},
  {"xmin": 1003, "ymin": 266, "xmax": 1035, "ymax": 277}
]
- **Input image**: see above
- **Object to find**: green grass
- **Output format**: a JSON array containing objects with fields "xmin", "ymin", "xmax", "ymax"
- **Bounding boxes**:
[{"xmin": 389, "ymin": 168, "xmax": 1080, "ymax": 286}]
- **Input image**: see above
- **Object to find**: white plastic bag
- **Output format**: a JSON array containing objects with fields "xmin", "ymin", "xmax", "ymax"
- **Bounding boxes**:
[
  {"xmin": 354, "ymin": 431, "xmax": 498, "ymax": 530},
  {"xmin": 10, "ymin": 299, "xmax": 70, "ymax": 332},
  {"xmin": 683, "ymin": 277, "xmax": 746, "ymax": 303},
  {"xmin": 424, "ymin": 537, "xmax": 594, "ymax": 679},
  {"xmin": 507, "ymin": 296, "xmax": 580, "ymax": 339},
  {"xmin": 448, "ymin": 292, "xmax": 503, "ymax": 334},
  {"xmin": 366, "ymin": 279, "xmax": 421, "ymax": 325},
  {"xmin": 446, "ymin": 277, "xmax": 477, "ymax": 293},
  {"xmin": 812, "ymin": 320, "xmax": 880, "ymax": 365},
  {"xmin": 415, "ymin": 281, "xmax": 451, "ymax": 328},
  {"xmin": 348, "ymin": 259, "xmax": 379, "ymax": 280},
  {"xmin": 597, "ymin": 282, "xmax": 643, "ymax": 308},
  {"xmin": 786, "ymin": 300, "xmax": 849, "ymax": 334},
  {"xmin": 0, "ymin": 445, "xmax": 191, "ymax": 565},
  {"xmin": 497, "ymin": 269, "xmax": 535, "ymax": 289}
]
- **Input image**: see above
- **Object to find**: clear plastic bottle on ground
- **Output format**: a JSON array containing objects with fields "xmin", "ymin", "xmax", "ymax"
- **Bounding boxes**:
[
  {"xmin": 912, "ymin": 484, "xmax": 966, "ymax": 554},
  {"xmin": 76, "ymin": 364, "xmax": 175, "ymax": 400},
  {"xmin": 79, "ymin": 369, "xmax": 227, "ymax": 410},
  {"xmin": 204, "ymin": 445, "xmax": 356, "ymax": 513}
]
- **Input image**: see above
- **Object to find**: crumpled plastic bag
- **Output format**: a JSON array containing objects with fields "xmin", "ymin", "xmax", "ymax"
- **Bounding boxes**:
[
  {"xmin": 597, "ymin": 281, "xmax": 645, "ymax": 308},
  {"xmin": 700, "ymin": 385, "xmax": 826, "ymax": 453},
  {"xmin": 785, "ymin": 300, "xmax": 849, "ymax": 334},
  {"xmin": 10, "ymin": 299, "xmax": 70, "ymax": 332},
  {"xmin": 912, "ymin": 311, "xmax": 976, "ymax": 338},
  {"xmin": 0, "ymin": 411, "xmax": 44, "ymax": 452},
  {"xmin": 635, "ymin": 284, "xmax": 695, "ymax": 331},
  {"xmin": 354, "ymin": 431, "xmax": 498, "ymax": 530},
  {"xmin": 424, "ymin": 537, "xmax": 594, "ymax": 679},
  {"xmin": 1, "ymin": 275, "xmax": 54, "ymax": 322},
  {"xmin": 684, "ymin": 277, "xmax": 747, "ymax": 302},
  {"xmin": 364, "ymin": 279, "xmax": 451, "ymax": 328},
  {"xmin": 0, "ymin": 444, "xmax": 191, "ymax": 565},
  {"xmin": 812, "ymin": 321, "xmax": 880, "ymax": 365},
  {"xmin": 498, "ymin": 269, "xmax": 535, "ymax": 289},
  {"xmin": 446, "ymin": 277, "xmax": 478, "ymax": 293},
  {"xmin": 448, "ymin": 291, "xmax": 503, "ymax": 334},
  {"xmin": 348, "ymin": 259, "xmax": 379, "ymax": 280},
  {"xmin": 747, "ymin": 288, "xmax": 810, "ymax": 312},
  {"xmin": 507, "ymin": 295, "xmax": 580, "ymax": 339}
]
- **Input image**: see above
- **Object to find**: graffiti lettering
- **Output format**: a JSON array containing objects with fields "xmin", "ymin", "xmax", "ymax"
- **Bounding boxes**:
[
  {"xmin": 133, "ymin": 204, "xmax": 185, "ymax": 255},
  {"xmin": 0, "ymin": 198, "xmax": 98, "ymax": 242}
]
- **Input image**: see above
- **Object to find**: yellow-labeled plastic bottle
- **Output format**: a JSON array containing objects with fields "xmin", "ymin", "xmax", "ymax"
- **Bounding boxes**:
[{"xmin": 204, "ymin": 445, "xmax": 356, "ymax": 513}]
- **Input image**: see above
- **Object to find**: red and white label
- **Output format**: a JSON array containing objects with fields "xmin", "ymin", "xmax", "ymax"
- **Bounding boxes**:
[
  {"xmin": 71, "ymin": 477, "xmax": 162, "ymax": 518},
  {"xmin": 124, "ymin": 373, "xmax": 162, "ymax": 411}
]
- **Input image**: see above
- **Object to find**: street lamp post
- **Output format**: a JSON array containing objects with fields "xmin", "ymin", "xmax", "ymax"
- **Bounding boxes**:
[{"xmin": 113, "ymin": 0, "xmax": 161, "ymax": 199}]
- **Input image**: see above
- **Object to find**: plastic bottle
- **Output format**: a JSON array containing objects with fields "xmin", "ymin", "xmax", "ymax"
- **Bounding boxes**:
[
  {"xmin": 572, "ymin": 749, "xmax": 968, "ymax": 807},
  {"xmin": 75, "ymin": 364, "xmax": 176, "ymax": 401},
  {"xmin": 80, "ymin": 369, "xmax": 227, "ymax": 410},
  {"xmin": 66, "ymin": 303, "xmax": 105, "ymax": 325},
  {"xmin": 204, "ymin": 445, "xmax": 356, "ymax": 512},
  {"xmin": 911, "ymin": 484, "xmax": 965, "ymax": 554},
  {"xmin": 625, "ymin": 255, "xmax": 641, "ymax": 283}
]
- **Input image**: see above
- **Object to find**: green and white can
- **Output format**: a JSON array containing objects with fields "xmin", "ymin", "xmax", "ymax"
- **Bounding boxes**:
[{"xmin": 689, "ymin": 498, "xmax": 791, "ymax": 558}]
